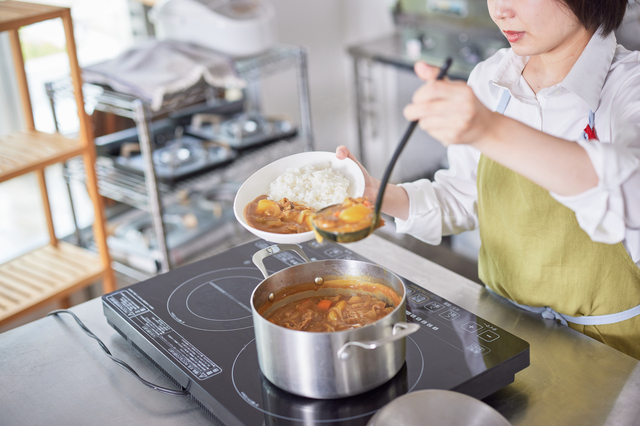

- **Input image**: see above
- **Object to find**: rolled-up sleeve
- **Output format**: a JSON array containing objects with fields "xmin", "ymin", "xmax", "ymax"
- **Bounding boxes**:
[
  {"xmin": 395, "ymin": 179, "xmax": 442, "ymax": 244},
  {"xmin": 395, "ymin": 145, "xmax": 481, "ymax": 244},
  {"xmin": 551, "ymin": 76, "xmax": 640, "ymax": 243}
]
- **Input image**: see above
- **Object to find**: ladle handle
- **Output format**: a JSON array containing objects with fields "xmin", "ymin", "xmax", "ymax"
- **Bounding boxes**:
[
  {"xmin": 373, "ymin": 57, "xmax": 453, "ymax": 225},
  {"xmin": 372, "ymin": 121, "xmax": 418, "ymax": 224}
]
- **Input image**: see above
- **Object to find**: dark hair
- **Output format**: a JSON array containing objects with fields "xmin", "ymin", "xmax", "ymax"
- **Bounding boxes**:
[{"xmin": 561, "ymin": 0, "xmax": 629, "ymax": 35}]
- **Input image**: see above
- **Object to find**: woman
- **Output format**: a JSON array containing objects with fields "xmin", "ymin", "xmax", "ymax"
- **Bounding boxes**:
[{"xmin": 337, "ymin": 0, "xmax": 640, "ymax": 359}]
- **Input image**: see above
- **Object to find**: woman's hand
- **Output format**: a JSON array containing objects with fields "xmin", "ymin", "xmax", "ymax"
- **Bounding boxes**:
[
  {"xmin": 404, "ymin": 62, "xmax": 598, "ymax": 196},
  {"xmin": 403, "ymin": 61, "xmax": 497, "ymax": 147},
  {"xmin": 335, "ymin": 145, "xmax": 379, "ymax": 201},
  {"xmin": 335, "ymin": 145, "xmax": 410, "ymax": 220}
]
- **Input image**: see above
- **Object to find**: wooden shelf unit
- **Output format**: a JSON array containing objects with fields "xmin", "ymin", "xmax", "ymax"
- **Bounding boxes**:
[
  {"xmin": 0, "ymin": 1, "xmax": 115, "ymax": 327},
  {"xmin": 0, "ymin": 130, "xmax": 84, "ymax": 182}
]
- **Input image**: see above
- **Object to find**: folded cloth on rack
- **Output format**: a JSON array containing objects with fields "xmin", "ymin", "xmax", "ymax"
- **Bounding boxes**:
[{"xmin": 82, "ymin": 39, "xmax": 246, "ymax": 111}]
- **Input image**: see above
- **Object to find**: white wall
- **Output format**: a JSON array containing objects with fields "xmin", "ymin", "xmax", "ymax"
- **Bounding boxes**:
[
  {"xmin": 259, "ymin": 0, "xmax": 447, "ymax": 183},
  {"xmin": 260, "ymin": 0, "xmax": 396, "ymax": 154}
]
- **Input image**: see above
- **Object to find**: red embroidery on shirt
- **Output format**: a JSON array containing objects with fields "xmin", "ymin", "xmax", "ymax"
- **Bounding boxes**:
[{"xmin": 584, "ymin": 124, "xmax": 598, "ymax": 140}]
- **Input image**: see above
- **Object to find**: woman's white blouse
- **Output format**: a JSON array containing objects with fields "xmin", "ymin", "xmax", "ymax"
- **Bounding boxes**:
[{"xmin": 395, "ymin": 31, "xmax": 640, "ymax": 265}]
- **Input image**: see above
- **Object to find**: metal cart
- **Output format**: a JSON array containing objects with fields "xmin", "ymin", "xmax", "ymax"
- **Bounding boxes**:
[{"xmin": 47, "ymin": 44, "xmax": 313, "ymax": 273}]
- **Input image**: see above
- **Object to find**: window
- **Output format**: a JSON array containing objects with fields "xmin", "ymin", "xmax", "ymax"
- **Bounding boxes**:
[{"xmin": 1, "ymin": 0, "xmax": 135, "ymax": 134}]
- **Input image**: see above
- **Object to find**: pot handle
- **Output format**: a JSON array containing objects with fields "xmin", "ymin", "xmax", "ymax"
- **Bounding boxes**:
[
  {"xmin": 337, "ymin": 322, "xmax": 421, "ymax": 360},
  {"xmin": 252, "ymin": 243, "xmax": 311, "ymax": 279}
]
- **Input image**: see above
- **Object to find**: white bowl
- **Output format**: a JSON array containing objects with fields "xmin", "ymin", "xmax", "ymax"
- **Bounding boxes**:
[{"xmin": 233, "ymin": 151, "xmax": 365, "ymax": 244}]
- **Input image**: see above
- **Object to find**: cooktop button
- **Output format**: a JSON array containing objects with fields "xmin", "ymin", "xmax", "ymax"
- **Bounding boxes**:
[
  {"xmin": 439, "ymin": 309, "xmax": 461, "ymax": 321},
  {"xmin": 424, "ymin": 301, "xmax": 445, "ymax": 312},
  {"xmin": 466, "ymin": 343, "xmax": 491, "ymax": 356},
  {"xmin": 478, "ymin": 330, "xmax": 500, "ymax": 342},
  {"xmin": 410, "ymin": 294, "xmax": 429, "ymax": 304},
  {"xmin": 461, "ymin": 322, "xmax": 484, "ymax": 333}
]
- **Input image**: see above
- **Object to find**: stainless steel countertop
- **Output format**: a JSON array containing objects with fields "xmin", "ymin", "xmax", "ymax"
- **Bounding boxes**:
[{"xmin": 1, "ymin": 235, "xmax": 639, "ymax": 425}]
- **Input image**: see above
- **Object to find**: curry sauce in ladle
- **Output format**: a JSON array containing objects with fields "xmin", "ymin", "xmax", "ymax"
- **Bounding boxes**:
[{"xmin": 311, "ymin": 58, "xmax": 453, "ymax": 243}]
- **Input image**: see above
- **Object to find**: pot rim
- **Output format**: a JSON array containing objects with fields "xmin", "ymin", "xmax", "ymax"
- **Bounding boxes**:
[{"xmin": 250, "ymin": 260, "xmax": 409, "ymax": 335}]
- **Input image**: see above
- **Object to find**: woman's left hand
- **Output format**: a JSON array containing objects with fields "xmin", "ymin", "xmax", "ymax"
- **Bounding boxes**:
[{"xmin": 403, "ymin": 61, "xmax": 496, "ymax": 147}]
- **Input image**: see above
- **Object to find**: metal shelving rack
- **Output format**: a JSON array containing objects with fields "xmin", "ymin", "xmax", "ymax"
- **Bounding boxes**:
[{"xmin": 48, "ymin": 44, "xmax": 313, "ymax": 273}]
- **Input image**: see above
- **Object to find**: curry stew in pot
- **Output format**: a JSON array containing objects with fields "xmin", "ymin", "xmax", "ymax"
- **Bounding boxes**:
[{"xmin": 258, "ymin": 279, "xmax": 401, "ymax": 332}]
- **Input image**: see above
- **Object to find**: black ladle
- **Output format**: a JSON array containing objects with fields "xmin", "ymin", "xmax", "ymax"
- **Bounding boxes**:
[{"xmin": 312, "ymin": 57, "xmax": 453, "ymax": 243}]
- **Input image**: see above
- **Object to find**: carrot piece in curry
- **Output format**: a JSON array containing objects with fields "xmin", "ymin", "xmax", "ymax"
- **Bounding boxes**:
[{"xmin": 317, "ymin": 299, "xmax": 333, "ymax": 311}]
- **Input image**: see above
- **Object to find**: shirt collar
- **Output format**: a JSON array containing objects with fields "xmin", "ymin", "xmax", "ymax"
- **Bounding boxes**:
[
  {"xmin": 562, "ymin": 30, "xmax": 617, "ymax": 111},
  {"xmin": 488, "ymin": 51, "xmax": 527, "ymax": 99},
  {"xmin": 488, "ymin": 29, "xmax": 617, "ymax": 111}
]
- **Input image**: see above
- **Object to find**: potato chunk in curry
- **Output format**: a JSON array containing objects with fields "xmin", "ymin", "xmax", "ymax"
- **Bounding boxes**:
[{"xmin": 244, "ymin": 195, "xmax": 315, "ymax": 234}]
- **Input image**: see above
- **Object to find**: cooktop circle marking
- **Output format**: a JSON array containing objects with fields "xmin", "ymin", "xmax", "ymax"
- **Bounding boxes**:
[
  {"xmin": 185, "ymin": 276, "xmax": 257, "ymax": 321},
  {"xmin": 407, "ymin": 334, "xmax": 425, "ymax": 393},
  {"xmin": 167, "ymin": 267, "xmax": 271, "ymax": 332},
  {"xmin": 231, "ymin": 336, "xmax": 424, "ymax": 422}
]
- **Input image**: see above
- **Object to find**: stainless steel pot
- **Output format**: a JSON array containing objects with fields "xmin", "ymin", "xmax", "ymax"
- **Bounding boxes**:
[{"xmin": 250, "ymin": 244, "xmax": 420, "ymax": 399}]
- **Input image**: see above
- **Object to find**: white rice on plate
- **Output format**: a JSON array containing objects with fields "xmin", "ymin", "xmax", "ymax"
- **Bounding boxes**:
[{"xmin": 268, "ymin": 161, "xmax": 350, "ymax": 211}]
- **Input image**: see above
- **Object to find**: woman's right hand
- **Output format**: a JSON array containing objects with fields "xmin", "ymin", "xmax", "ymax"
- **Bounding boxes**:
[
  {"xmin": 335, "ymin": 145, "xmax": 410, "ymax": 220},
  {"xmin": 404, "ymin": 61, "xmax": 494, "ymax": 148}
]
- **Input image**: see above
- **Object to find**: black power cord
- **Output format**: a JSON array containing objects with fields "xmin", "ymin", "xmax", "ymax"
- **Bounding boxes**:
[{"xmin": 47, "ymin": 309, "xmax": 190, "ymax": 396}]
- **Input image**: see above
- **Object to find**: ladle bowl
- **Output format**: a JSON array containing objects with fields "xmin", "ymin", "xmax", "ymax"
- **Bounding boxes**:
[
  {"xmin": 312, "ymin": 58, "xmax": 452, "ymax": 244},
  {"xmin": 312, "ymin": 212, "xmax": 381, "ymax": 243}
]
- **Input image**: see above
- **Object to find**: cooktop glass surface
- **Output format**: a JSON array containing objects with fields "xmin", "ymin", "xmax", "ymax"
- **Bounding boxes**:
[{"xmin": 103, "ymin": 239, "xmax": 529, "ymax": 425}]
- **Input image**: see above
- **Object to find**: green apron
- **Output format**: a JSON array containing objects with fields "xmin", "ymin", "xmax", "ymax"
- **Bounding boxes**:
[{"xmin": 477, "ymin": 92, "xmax": 640, "ymax": 360}]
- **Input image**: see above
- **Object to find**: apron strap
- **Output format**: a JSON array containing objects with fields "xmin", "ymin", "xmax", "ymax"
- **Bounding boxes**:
[
  {"xmin": 486, "ymin": 287, "xmax": 640, "ymax": 326},
  {"xmin": 582, "ymin": 109, "xmax": 596, "ymax": 140},
  {"xmin": 496, "ymin": 89, "xmax": 511, "ymax": 115}
]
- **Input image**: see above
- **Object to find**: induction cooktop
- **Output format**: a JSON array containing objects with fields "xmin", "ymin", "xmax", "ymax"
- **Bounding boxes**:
[{"xmin": 102, "ymin": 239, "xmax": 529, "ymax": 426}]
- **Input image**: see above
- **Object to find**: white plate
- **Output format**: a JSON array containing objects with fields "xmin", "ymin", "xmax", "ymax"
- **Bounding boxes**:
[{"xmin": 233, "ymin": 151, "xmax": 365, "ymax": 244}]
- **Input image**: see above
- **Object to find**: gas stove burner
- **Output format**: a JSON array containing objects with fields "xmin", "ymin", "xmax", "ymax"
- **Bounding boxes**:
[
  {"xmin": 186, "ymin": 112, "xmax": 298, "ymax": 151},
  {"xmin": 94, "ymin": 117, "xmax": 176, "ymax": 158},
  {"xmin": 113, "ymin": 134, "xmax": 236, "ymax": 185},
  {"xmin": 119, "ymin": 213, "xmax": 182, "ymax": 249},
  {"xmin": 194, "ymin": 182, "xmax": 241, "ymax": 215},
  {"xmin": 110, "ymin": 207, "xmax": 212, "ymax": 249},
  {"xmin": 107, "ymin": 205, "xmax": 236, "ymax": 272},
  {"xmin": 223, "ymin": 113, "xmax": 270, "ymax": 139},
  {"xmin": 153, "ymin": 138, "xmax": 204, "ymax": 168}
]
